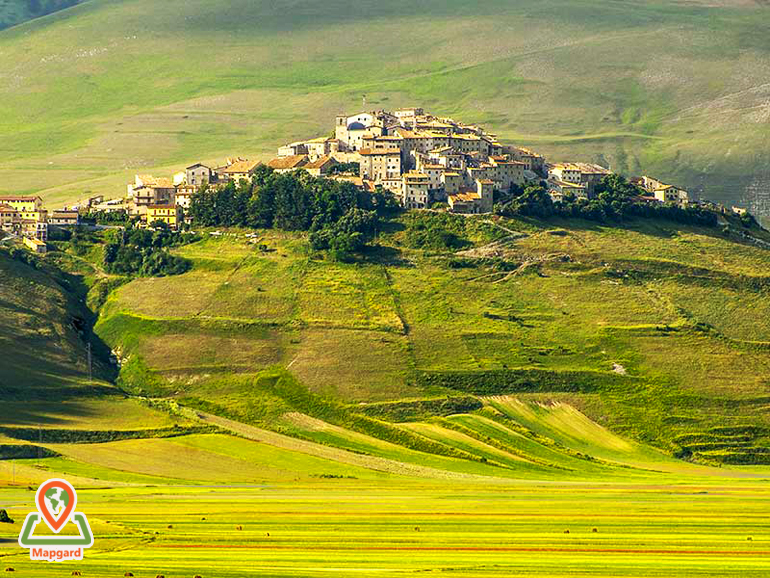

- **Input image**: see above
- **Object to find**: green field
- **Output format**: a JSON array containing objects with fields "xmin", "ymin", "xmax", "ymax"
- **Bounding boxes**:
[
  {"xmin": 2, "ymin": 425, "xmax": 770, "ymax": 576},
  {"xmin": 0, "ymin": 0, "xmax": 769, "ymax": 212}
]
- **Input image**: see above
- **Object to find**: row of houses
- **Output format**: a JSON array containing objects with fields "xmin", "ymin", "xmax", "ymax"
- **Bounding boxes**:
[{"xmin": 0, "ymin": 195, "xmax": 84, "ymax": 252}]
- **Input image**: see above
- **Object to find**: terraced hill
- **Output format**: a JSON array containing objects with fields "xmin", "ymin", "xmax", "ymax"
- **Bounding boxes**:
[
  {"xmin": 63, "ymin": 211, "xmax": 768, "ymax": 467},
  {"xmin": 0, "ymin": 0, "xmax": 769, "ymax": 212}
]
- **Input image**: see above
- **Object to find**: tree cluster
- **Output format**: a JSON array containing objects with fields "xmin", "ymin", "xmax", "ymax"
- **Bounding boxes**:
[
  {"xmin": 84, "ymin": 210, "xmax": 133, "ymax": 225},
  {"xmin": 188, "ymin": 166, "xmax": 395, "ymax": 260},
  {"xmin": 327, "ymin": 162, "xmax": 360, "ymax": 175},
  {"xmin": 103, "ymin": 226, "xmax": 195, "ymax": 277},
  {"xmin": 498, "ymin": 176, "xmax": 719, "ymax": 227}
]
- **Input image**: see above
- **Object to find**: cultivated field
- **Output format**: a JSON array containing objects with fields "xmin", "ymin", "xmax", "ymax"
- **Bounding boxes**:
[{"xmin": 2, "ymin": 447, "xmax": 770, "ymax": 576}]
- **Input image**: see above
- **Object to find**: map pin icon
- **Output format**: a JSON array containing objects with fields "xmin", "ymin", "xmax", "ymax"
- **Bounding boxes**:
[{"xmin": 35, "ymin": 479, "xmax": 77, "ymax": 533}]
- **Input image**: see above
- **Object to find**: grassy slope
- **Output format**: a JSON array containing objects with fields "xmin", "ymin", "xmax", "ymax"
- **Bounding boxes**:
[
  {"xmin": 86, "ymin": 214, "xmax": 770, "ymax": 466},
  {"xmin": 0, "ymin": 249, "xmax": 99, "ymax": 395},
  {"xmin": 0, "ymin": 0, "xmax": 769, "ymax": 211}
]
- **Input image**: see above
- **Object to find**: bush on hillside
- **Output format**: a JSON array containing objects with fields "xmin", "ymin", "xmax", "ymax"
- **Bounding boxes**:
[
  {"xmin": 415, "ymin": 368, "xmax": 627, "ymax": 395},
  {"xmin": 102, "ymin": 226, "xmax": 195, "ymax": 277},
  {"xmin": 356, "ymin": 396, "xmax": 483, "ymax": 422}
]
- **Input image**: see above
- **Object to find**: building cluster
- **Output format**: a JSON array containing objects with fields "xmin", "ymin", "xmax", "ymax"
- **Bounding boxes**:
[
  {"xmin": 270, "ymin": 107, "xmax": 708, "ymax": 214},
  {"xmin": 84, "ymin": 108, "xmax": 704, "ymax": 231},
  {"xmin": 94, "ymin": 158, "xmax": 267, "ymax": 230},
  {"xmin": 6, "ymin": 107, "xmax": 747, "ymax": 255},
  {"xmin": 0, "ymin": 195, "xmax": 81, "ymax": 253},
  {"xmin": 271, "ymin": 107, "xmax": 547, "ymax": 214}
]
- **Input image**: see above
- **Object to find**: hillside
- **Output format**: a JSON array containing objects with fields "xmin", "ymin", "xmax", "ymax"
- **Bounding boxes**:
[
  {"xmin": 0, "ymin": 0, "xmax": 769, "ymax": 212},
  {"xmin": 0, "ymin": 0, "xmax": 79, "ymax": 30},
  {"xmin": 0, "ymin": 247, "xmax": 106, "ymax": 396},
  {"xmin": 79, "ymin": 211, "xmax": 770, "ymax": 466}
]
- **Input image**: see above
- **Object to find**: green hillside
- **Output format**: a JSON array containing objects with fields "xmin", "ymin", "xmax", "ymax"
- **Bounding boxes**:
[
  {"xmin": 0, "ymin": 247, "xmax": 104, "ymax": 396},
  {"xmin": 76, "ymin": 210, "xmax": 770, "ymax": 466},
  {"xmin": 0, "ymin": 0, "xmax": 79, "ymax": 30},
  {"xmin": 0, "ymin": 0, "xmax": 769, "ymax": 212}
]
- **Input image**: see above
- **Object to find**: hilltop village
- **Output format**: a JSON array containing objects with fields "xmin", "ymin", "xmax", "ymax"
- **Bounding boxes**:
[{"xmin": 0, "ymin": 108, "xmax": 747, "ymax": 248}]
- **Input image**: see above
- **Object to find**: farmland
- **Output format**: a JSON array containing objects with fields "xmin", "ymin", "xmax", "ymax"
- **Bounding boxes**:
[
  {"xmin": 2, "ymin": 439, "xmax": 770, "ymax": 576},
  {"xmin": 0, "ymin": 0, "xmax": 769, "ymax": 212}
]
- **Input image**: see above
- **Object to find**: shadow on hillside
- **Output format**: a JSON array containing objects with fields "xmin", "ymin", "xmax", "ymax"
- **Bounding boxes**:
[
  {"xmin": 0, "ymin": 396, "xmax": 122, "ymax": 427},
  {"xmin": 361, "ymin": 244, "xmax": 405, "ymax": 265}
]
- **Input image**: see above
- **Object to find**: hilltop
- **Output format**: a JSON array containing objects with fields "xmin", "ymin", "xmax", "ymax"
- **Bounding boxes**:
[{"xmin": 0, "ymin": 0, "xmax": 769, "ymax": 212}]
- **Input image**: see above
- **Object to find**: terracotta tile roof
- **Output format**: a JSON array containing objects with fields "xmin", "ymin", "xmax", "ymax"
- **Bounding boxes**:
[
  {"xmin": 153, "ymin": 178, "xmax": 175, "ymax": 188},
  {"xmin": 268, "ymin": 155, "xmax": 308, "ymax": 170},
  {"xmin": 0, "ymin": 195, "xmax": 41, "ymax": 202},
  {"xmin": 331, "ymin": 176, "xmax": 364, "ymax": 187},
  {"xmin": 304, "ymin": 155, "xmax": 337, "ymax": 170},
  {"xmin": 449, "ymin": 192, "xmax": 481, "ymax": 202},
  {"xmin": 359, "ymin": 148, "xmax": 401, "ymax": 156},
  {"xmin": 550, "ymin": 162, "xmax": 610, "ymax": 175},
  {"xmin": 220, "ymin": 160, "xmax": 260, "ymax": 174}
]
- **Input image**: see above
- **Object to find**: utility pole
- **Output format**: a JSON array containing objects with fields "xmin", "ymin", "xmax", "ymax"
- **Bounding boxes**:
[
  {"xmin": 87, "ymin": 342, "xmax": 93, "ymax": 384},
  {"xmin": 38, "ymin": 426, "xmax": 42, "ymax": 463}
]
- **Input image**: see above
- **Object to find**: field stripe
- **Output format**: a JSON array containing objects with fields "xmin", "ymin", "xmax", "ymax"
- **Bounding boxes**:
[{"xmin": 153, "ymin": 544, "xmax": 770, "ymax": 556}]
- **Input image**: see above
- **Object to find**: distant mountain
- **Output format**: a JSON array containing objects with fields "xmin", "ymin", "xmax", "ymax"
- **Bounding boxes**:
[
  {"xmin": 0, "ymin": 0, "xmax": 768, "ymax": 213},
  {"xmin": 0, "ymin": 0, "xmax": 79, "ymax": 30}
]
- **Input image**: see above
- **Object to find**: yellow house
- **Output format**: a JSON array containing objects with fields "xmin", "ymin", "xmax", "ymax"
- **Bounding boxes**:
[
  {"xmin": 147, "ymin": 204, "xmax": 181, "ymax": 230},
  {"xmin": 0, "ymin": 195, "xmax": 46, "ymax": 222},
  {"xmin": 23, "ymin": 236, "xmax": 47, "ymax": 254}
]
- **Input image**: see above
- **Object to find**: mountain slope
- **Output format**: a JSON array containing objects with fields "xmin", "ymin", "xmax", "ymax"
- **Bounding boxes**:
[
  {"xmin": 0, "ymin": 0, "xmax": 769, "ymax": 212},
  {"xmin": 0, "ymin": 248, "xmax": 104, "ymax": 395},
  {"xmin": 0, "ymin": 0, "xmax": 79, "ymax": 30}
]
